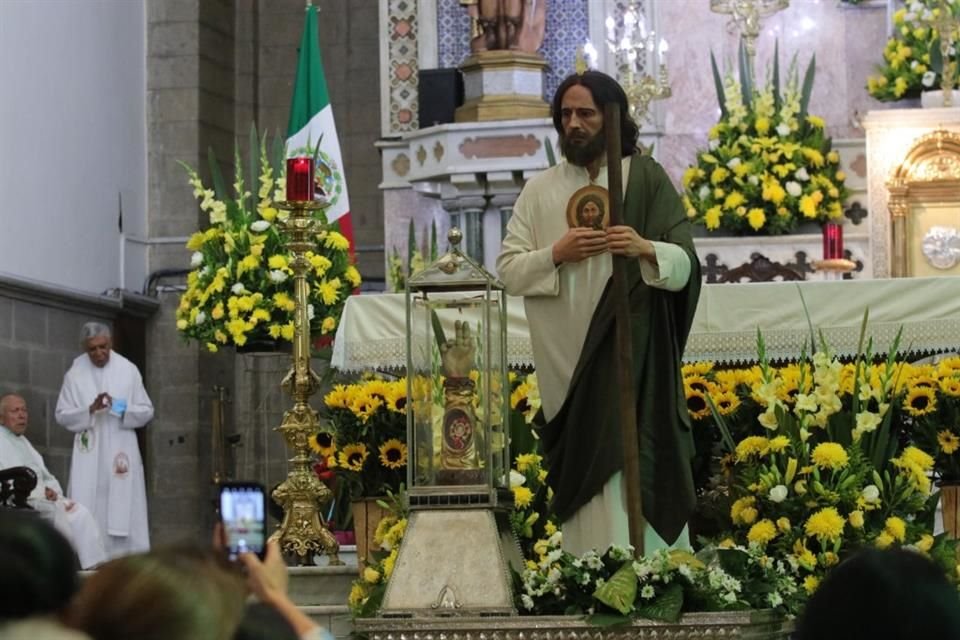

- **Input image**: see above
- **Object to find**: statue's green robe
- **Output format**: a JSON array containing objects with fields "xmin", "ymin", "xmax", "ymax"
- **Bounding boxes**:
[{"xmin": 497, "ymin": 153, "xmax": 701, "ymax": 549}]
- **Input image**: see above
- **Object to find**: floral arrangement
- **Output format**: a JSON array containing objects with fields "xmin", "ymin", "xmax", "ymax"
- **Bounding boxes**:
[
  {"xmin": 898, "ymin": 355, "xmax": 960, "ymax": 483},
  {"xmin": 176, "ymin": 130, "xmax": 359, "ymax": 350},
  {"xmin": 867, "ymin": 0, "xmax": 960, "ymax": 102},
  {"xmin": 347, "ymin": 487, "xmax": 408, "ymax": 617},
  {"xmin": 684, "ymin": 331, "xmax": 959, "ymax": 605},
  {"xmin": 682, "ymin": 44, "xmax": 850, "ymax": 234},
  {"xmin": 316, "ymin": 377, "xmax": 409, "ymax": 501},
  {"xmin": 387, "ymin": 220, "xmax": 437, "ymax": 292}
]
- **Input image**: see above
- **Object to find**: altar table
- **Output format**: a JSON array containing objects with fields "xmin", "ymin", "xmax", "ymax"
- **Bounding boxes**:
[{"xmin": 331, "ymin": 277, "xmax": 960, "ymax": 371}]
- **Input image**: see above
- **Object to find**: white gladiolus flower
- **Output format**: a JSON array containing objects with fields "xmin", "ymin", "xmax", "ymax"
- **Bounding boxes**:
[
  {"xmin": 776, "ymin": 123, "xmax": 791, "ymax": 137},
  {"xmin": 250, "ymin": 220, "xmax": 271, "ymax": 232},
  {"xmin": 231, "ymin": 283, "xmax": 247, "ymax": 295},
  {"xmin": 709, "ymin": 139, "xmax": 720, "ymax": 151},
  {"xmin": 194, "ymin": 311, "xmax": 207, "ymax": 325},
  {"xmin": 786, "ymin": 181, "xmax": 803, "ymax": 197},
  {"xmin": 769, "ymin": 484, "xmax": 789, "ymax": 503},
  {"xmin": 862, "ymin": 485, "xmax": 880, "ymax": 501},
  {"xmin": 699, "ymin": 185, "xmax": 711, "ymax": 199},
  {"xmin": 748, "ymin": 175, "xmax": 759, "ymax": 186},
  {"xmin": 922, "ymin": 71, "xmax": 937, "ymax": 88},
  {"xmin": 509, "ymin": 470, "xmax": 526, "ymax": 487},
  {"xmin": 268, "ymin": 270, "xmax": 288, "ymax": 283},
  {"xmin": 795, "ymin": 167, "xmax": 810, "ymax": 181},
  {"xmin": 727, "ymin": 157, "xmax": 742, "ymax": 169},
  {"xmin": 520, "ymin": 594, "xmax": 534, "ymax": 610},
  {"xmin": 190, "ymin": 251, "xmax": 204, "ymax": 267}
]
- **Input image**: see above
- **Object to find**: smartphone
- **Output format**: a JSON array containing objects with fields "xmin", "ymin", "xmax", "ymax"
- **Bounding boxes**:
[{"xmin": 219, "ymin": 481, "xmax": 267, "ymax": 561}]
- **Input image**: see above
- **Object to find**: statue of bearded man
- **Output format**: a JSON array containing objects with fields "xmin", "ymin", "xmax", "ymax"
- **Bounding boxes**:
[{"xmin": 460, "ymin": 0, "xmax": 547, "ymax": 55}]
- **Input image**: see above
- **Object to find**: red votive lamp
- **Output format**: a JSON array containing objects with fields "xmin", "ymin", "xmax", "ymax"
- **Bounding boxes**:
[
  {"xmin": 822, "ymin": 222, "xmax": 844, "ymax": 260},
  {"xmin": 286, "ymin": 157, "xmax": 314, "ymax": 202}
]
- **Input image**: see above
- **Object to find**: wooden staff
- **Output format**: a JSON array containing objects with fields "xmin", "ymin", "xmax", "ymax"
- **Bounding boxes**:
[{"xmin": 604, "ymin": 101, "xmax": 645, "ymax": 557}]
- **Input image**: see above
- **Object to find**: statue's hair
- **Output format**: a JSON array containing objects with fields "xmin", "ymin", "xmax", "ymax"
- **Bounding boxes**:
[
  {"xmin": 551, "ymin": 70, "xmax": 639, "ymax": 157},
  {"xmin": 80, "ymin": 322, "xmax": 112, "ymax": 349}
]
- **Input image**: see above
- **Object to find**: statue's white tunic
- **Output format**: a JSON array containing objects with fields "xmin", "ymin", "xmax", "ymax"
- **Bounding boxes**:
[
  {"xmin": 55, "ymin": 351, "xmax": 153, "ymax": 559},
  {"xmin": 496, "ymin": 157, "xmax": 692, "ymax": 556},
  {"xmin": 0, "ymin": 425, "xmax": 107, "ymax": 568}
]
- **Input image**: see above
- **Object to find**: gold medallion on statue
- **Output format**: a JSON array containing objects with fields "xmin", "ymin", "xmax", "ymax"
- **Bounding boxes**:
[{"xmin": 566, "ymin": 184, "xmax": 610, "ymax": 230}]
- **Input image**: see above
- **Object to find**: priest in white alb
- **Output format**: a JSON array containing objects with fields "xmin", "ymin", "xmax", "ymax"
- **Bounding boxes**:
[
  {"xmin": 0, "ymin": 393, "xmax": 107, "ymax": 569},
  {"xmin": 55, "ymin": 322, "xmax": 154, "ymax": 559}
]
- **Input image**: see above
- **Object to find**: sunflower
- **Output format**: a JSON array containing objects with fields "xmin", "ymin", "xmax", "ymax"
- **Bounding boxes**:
[
  {"xmin": 378, "ymin": 438, "xmax": 408, "ymax": 469},
  {"xmin": 351, "ymin": 392, "xmax": 384, "ymax": 423},
  {"xmin": 683, "ymin": 374, "xmax": 716, "ymax": 395},
  {"xmin": 308, "ymin": 430, "xmax": 336, "ymax": 457},
  {"xmin": 711, "ymin": 389, "xmax": 741, "ymax": 416},
  {"xmin": 682, "ymin": 361, "xmax": 715, "ymax": 376},
  {"xmin": 940, "ymin": 377, "xmax": 960, "ymax": 397},
  {"xmin": 938, "ymin": 430, "xmax": 960, "ymax": 455},
  {"xmin": 324, "ymin": 384, "xmax": 352, "ymax": 410},
  {"xmin": 384, "ymin": 381, "xmax": 408, "ymax": 413},
  {"xmin": 685, "ymin": 388, "xmax": 711, "ymax": 420},
  {"xmin": 903, "ymin": 386, "xmax": 937, "ymax": 416},
  {"xmin": 338, "ymin": 443, "xmax": 369, "ymax": 471}
]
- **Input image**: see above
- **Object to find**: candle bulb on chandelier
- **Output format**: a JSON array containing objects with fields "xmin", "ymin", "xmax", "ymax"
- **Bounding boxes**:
[{"xmin": 286, "ymin": 157, "xmax": 314, "ymax": 202}]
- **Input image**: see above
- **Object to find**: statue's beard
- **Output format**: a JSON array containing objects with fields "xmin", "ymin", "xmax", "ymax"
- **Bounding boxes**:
[{"xmin": 560, "ymin": 129, "xmax": 606, "ymax": 167}]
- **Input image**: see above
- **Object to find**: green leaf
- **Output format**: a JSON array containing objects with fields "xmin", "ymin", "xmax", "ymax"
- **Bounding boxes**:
[
  {"xmin": 931, "ymin": 37, "xmax": 943, "ymax": 74},
  {"xmin": 545, "ymin": 136, "xmax": 557, "ymax": 167},
  {"xmin": 430, "ymin": 220, "xmax": 438, "ymax": 260},
  {"xmin": 798, "ymin": 54, "xmax": 817, "ymax": 128},
  {"xmin": 584, "ymin": 613, "xmax": 632, "ymax": 628},
  {"xmin": 207, "ymin": 147, "xmax": 228, "ymax": 201},
  {"xmin": 772, "ymin": 40, "xmax": 782, "ymax": 112},
  {"xmin": 634, "ymin": 582, "xmax": 684, "ymax": 623},
  {"xmin": 248, "ymin": 124, "xmax": 260, "ymax": 216},
  {"xmin": 592, "ymin": 562, "xmax": 637, "ymax": 615},
  {"xmin": 738, "ymin": 38, "xmax": 753, "ymax": 108},
  {"xmin": 270, "ymin": 132, "xmax": 285, "ymax": 188},
  {"xmin": 710, "ymin": 51, "xmax": 729, "ymax": 119}
]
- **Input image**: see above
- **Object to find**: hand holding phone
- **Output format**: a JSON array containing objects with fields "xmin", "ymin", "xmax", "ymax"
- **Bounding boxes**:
[{"xmin": 219, "ymin": 481, "xmax": 267, "ymax": 561}]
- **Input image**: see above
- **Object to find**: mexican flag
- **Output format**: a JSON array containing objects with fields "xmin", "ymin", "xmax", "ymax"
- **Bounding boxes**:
[{"xmin": 286, "ymin": 3, "xmax": 353, "ymax": 248}]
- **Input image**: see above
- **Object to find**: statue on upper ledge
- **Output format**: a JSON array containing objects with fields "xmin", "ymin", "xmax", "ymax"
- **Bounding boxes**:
[{"xmin": 460, "ymin": 0, "xmax": 547, "ymax": 55}]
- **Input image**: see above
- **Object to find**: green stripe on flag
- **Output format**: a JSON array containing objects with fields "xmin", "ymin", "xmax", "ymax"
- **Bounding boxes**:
[{"xmin": 286, "ymin": 5, "xmax": 330, "ymax": 139}]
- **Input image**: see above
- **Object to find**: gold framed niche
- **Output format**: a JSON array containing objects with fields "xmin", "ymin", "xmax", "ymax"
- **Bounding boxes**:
[{"xmin": 887, "ymin": 130, "xmax": 960, "ymax": 277}]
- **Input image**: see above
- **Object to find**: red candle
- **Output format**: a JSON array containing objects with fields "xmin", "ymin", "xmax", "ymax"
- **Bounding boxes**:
[
  {"xmin": 286, "ymin": 157, "xmax": 314, "ymax": 202},
  {"xmin": 822, "ymin": 222, "xmax": 844, "ymax": 260}
]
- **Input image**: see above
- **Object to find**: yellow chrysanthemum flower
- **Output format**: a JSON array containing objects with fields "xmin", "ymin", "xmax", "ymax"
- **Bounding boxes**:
[
  {"xmin": 512, "ymin": 485, "xmax": 534, "ymax": 508},
  {"xmin": 731, "ymin": 496, "xmax": 757, "ymax": 526},
  {"xmin": 848, "ymin": 510, "xmax": 865, "ymax": 529},
  {"xmin": 885, "ymin": 516, "xmax": 906, "ymax": 543},
  {"xmin": 804, "ymin": 507, "xmax": 845, "ymax": 544},
  {"xmin": 746, "ymin": 519, "xmax": 778, "ymax": 545},
  {"xmin": 916, "ymin": 534, "xmax": 935, "ymax": 552},
  {"xmin": 363, "ymin": 567, "xmax": 381, "ymax": 584},
  {"xmin": 803, "ymin": 575, "xmax": 820, "ymax": 595},
  {"xmin": 811, "ymin": 442, "xmax": 849, "ymax": 471},
  {"xmin": 383, "ymin": 548, "xmax": 399, "ymax": 579},
  {"xmin": 735, "ymin": 436, "xmax": 770, "ymax": 461}
]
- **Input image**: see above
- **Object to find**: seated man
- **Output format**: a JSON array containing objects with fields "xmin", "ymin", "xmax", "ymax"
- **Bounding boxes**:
[{"xmin": 0, "ymin": 393, "xmax": 106, "ymax": 569}]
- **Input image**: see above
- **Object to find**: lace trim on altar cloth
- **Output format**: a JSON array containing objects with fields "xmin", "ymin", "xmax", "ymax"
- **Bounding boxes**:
[
  {"xmin": 333, "ymin": 336, "xmax": 538, "ymax": 372},
  {"xmin": 684, "ymin": 318, "xmax": 960, "ymax": 364}
]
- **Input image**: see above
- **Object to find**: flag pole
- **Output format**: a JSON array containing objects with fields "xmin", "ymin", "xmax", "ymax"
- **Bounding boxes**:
[{"xmin": 604, "ymin": 101, "xmax": 645, "ymax": 558}]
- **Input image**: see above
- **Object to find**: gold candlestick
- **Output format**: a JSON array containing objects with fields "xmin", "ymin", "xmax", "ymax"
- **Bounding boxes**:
[
  {"xmin": 270, "ymin": 199, "xmax": 342, "ymax": 566},
  {"xmin": 933, "ymin": 0, "xmax": 960, "ymax": 107}
]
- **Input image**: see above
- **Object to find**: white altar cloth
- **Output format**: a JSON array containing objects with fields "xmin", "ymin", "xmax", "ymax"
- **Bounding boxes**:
[{"xmin": 331, "ymin": 277, "xmax": 960, "ymax": 370}]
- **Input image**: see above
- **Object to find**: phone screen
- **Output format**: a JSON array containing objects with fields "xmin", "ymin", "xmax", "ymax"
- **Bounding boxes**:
[{"xmin": 219, "ymin": 482, "xmax": 266, "ymax": 561}]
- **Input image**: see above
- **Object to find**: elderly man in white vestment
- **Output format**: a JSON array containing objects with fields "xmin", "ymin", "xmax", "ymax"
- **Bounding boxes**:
[
  {"xmin": 0, "ymin": 394, "xmax": 106, "ymax": 569},
  {"xmin": 55, "ymin": 322, "xmax": 154, "ymax": 559},
  {"xmin": 496, "ymin": 71, "xmax": 701, "ymax": 557}
]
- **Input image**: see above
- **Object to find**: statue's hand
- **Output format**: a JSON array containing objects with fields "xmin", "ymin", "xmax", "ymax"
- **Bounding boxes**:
[{"xmin": 440, "ymin": 320, "xmax": 475, "ymax": 378}]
